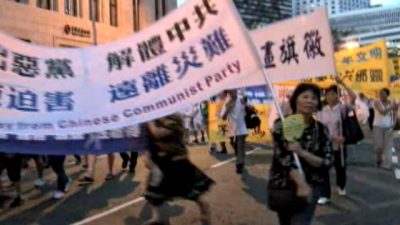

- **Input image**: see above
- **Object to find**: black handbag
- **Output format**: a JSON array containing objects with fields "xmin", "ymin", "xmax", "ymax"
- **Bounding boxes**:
[
  {"xmin": 394, "ymin": 120, "xmax": 400, "ymax": 131},
  {"xmin": 267, "ymin": 181, "xmax": 309, "ymax": 213},
  {"xmin": 245, "ymin": 105, "xmax": 261, "ymax": 129},
  {"xmin": 342, "ymin": 108, "xmax": 364, "ymax": 145}
]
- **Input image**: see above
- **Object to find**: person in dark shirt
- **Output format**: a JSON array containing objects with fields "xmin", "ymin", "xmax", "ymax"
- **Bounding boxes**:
[
  {"xmin": 268, "ymin": 83, "xmax": 333, "ymax": 225},
  {"xmin": 144, "ymin": 114, "xmax": 215, "ymax": 225}
]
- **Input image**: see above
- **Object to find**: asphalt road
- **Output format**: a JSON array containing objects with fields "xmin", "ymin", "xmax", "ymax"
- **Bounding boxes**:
[{"xmin": 0, "ymin": 128, "xmax": 399, "ymax": 225}]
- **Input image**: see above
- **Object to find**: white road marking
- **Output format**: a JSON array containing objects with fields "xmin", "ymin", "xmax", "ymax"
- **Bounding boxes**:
[
  {"xmin": 392, "ymin": 156, "xmax": 399, "ymax": 164},
  {"xmin": 395, "ymin": 169, "xmax": 400, "ymax": 180},
  {"xmin": 209, "ymin": 148, "xmax": 260, "ymax": 169},
  {"xmin": 70, "ymin": 148, "xmax": 262, "ymax": 225},
  {"xmin": 392, "ymin": 148, "xmax": 399, "ymax": 179},
  {"xmin": 70, "ymin": 197, "xmax": 145, "ymax": 225}
]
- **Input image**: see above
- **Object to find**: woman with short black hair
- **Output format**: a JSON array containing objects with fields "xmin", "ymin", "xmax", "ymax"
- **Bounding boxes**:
[{"xmin": 268, "ymin": 83, "xmax": 333, "ymax": 225}]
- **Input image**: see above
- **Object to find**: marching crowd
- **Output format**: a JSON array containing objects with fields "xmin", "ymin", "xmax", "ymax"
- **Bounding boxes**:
[{"xmin": 0, "ymin": 76, "xmax": 398, "ymax": 225}]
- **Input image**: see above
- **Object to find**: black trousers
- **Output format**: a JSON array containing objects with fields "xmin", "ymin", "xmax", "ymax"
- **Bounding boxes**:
[
  {"xmin": 49, "ymin": 156, "xmax": 68, "ymax": 191},
  {"xmin": 120, "ymin": 152, "xmax": 138, "ymax": 170},
  {"xmin": 319, "ymin": 147, "xmax": 347, "ymax": 198},
  {"xmin": 0, "ymin": 154, "xmax": 22, "ymax": 183},
  {"xmin": 277, "ymin": 186, "xmax": 319, "ymax": 225},
  {"xmin": 229, "ymin": 135, "xmax": 246, "ymax": 165},
  {"xmin": 368, "ymin": 108, "xmax": 375, "ymax": 130}
]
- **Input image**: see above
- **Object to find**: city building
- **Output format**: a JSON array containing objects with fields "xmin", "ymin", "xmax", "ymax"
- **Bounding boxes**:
[
  {"xmin": 233, "ymin": 0, "xmax": 292, "ymax": 29},
  {"xmin": 0, "ymin": 0, "xmax": 176, "ymax": 48},
  {"xmin": 293, "ymin": 0, "xmax": 370, "ymax": 16},
  {"xmin": 329, "ymin": 4, "xmax": 400, "ymax": 48}
]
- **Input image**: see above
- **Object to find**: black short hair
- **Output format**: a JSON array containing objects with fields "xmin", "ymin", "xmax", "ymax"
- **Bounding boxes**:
[
  {"xmin": 381, "ymin": 88, "xmax": 390, "ymax": 96},
  {"xmin": 325, "ymin": 84, "xmax": 339, "ymax": 95},
  {"xmin": 290, "ymin": 83, "xmax": 322, "ymax": 113}
]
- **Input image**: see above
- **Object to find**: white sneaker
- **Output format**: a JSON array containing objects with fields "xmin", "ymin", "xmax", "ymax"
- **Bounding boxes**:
[
  {"xmin": 53, "ymin": 191, "xmax": 66, "ymax": 199},
  {"xmin": 338, "ymin": 188, "xmax": 347, "ymax": 196},
  {"xmin": 317, "ymin": 197, "xmax": 330, "ymax": 205},
  {"xmin": 34, "ymin": 178, "xmax": 46, "ymax": 188}
]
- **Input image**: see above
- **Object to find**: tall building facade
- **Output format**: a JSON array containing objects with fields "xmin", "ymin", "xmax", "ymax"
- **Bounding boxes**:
[
  {"xmin": 293, "ymin": 0, "xmax": 370, "ymax": 16},
  {"xmin": 0, "ymin": 0, "xmax": 176, "ymax": 48},
  {"xmin": 330, "ymin": 4, "xmax": 400, "ymax": 47},
  {"xmin": 233, "ymin": 0, "xmax": 292, "ymax": 29}
]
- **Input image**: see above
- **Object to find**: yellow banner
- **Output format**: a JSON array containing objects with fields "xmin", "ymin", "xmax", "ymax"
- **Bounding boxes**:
[
  {"xmin": 390, "ymin": 57, "xmax": 400, "ymax": 88},
  {"xmin": 355, "ymin": 56, "xmax": 400, "ymax": 99},
  {"xmin": 336, "ymin": 40, "xmax": 389, "ymax": 90},
  {"xmin": 208, "ymin": 101, "xmax": 228, "ymax": 143},
  {"xmin": 276, "ymin": 40, "xmax": 390, "ymax": 90},
  {"xmin": 245, "ymin": 105, "xmax": 273, "ymax": 145},
  {"xmin": 391, "ymin": 57, "xmax": 400, "ymax": 79},
  {"xmin": 208, "ymin": 103, "xmax": 273, "ymax": 145}
]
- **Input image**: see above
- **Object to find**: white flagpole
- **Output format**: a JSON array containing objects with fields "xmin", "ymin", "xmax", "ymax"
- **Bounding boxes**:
[{"xmin": 261, "ymin": 69, "xmax": 305, "ymax": 177}]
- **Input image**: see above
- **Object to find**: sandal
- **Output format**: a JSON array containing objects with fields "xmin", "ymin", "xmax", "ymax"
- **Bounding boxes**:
[
  {"xmin": 78, "ymin": 176, "xmax": 94, "ymax": 184},
  {"xmin": 105, "ymin": 174, "xmax": 114, "ymax": 181}
]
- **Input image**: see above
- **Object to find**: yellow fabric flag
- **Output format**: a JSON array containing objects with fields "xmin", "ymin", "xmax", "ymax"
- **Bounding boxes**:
[
  {"xmin": 245, "ymin": 105, "xmax": 273, "ymax": 145},
  {"xmin": 208, "ymin": 103, "xmax": 273, "ymax": 145},
  {"xmin": 208, "ymin": 101, "xmax": 228, "ymax": 143},
  {"xmin": 275, "ymin": 40, "xmax": 390, "ymax": 91},
  {"xmin": 335, "ymin": 40, "xmax": 390, "ymax": 90}
]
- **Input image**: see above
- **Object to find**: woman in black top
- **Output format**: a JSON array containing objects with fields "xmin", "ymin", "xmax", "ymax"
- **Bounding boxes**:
[
  {"xmin": 144, "ymin": 114, "xmax": 215, "ymax": 225},
  {"xmin": 269, "ymin": 83, "xmax": 333, "ymax": 225}
]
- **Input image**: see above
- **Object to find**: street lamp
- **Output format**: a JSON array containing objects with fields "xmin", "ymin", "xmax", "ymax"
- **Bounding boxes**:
[
  {"xmin": 344, "ymin": 40, "xmax": 359, "ymax": 50},
  {"xmin": 89, "ymin": 0, "xmax": 97, "ymax": 46}
]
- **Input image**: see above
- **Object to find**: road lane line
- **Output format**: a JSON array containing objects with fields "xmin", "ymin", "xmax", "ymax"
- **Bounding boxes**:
[
  {"xmin": 395, "ymin": 169, "xmax": 400, "ymax": 180},
  {"xmin": 71, "ymin": 197, "xmax": 145, "ymax": 225},
  {"xmin": 392, "ymin": 148, "xmax": 398, "ymax": 179},
  {"xmin": 70, "ymin": 147, "xmax": 263, "ymax": 225},
  {"xmin": 209, "ymin": 148, "xmax": 261, "ymax": 169}
]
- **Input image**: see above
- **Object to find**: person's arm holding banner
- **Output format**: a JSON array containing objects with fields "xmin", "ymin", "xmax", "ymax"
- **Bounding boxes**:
[
  {"xmin": 374, "ymin": 101, "xmax": 397, "ymax": 115},
  {"xmin": 289, "ymin": 168, "xmax": 312, "ymax": 202},
  {"xmin": 335, "ymin": 76, "xmax": 356, "ymax": 105},
  {"xmin": 391, "ymin": 101, "xmax": 399, "ymax": 129},
  {"xmin": 287, "ymin": 142, "xmax": 325, "ymax": 168},
  {"xmin": 272, "ymin": 120, "xmax": 312, "ymax": 202}
]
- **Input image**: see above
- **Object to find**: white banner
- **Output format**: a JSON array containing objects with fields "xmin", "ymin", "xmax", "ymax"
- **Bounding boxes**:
[
  {"xmin": 251, "ymin": 9, "xmax": 336, "ymax": 83},
  {"xmin": 0, "ymin": 0, "xmax": 265, "ymax": 135}
]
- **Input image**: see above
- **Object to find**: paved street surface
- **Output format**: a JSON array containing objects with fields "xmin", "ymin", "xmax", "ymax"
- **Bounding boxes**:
[{"xmin": 0, "ymin": 128, "xmax": 399, "ymax": 225}]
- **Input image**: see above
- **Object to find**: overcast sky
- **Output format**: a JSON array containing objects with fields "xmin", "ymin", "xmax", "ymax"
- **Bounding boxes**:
[
  {"xmin": 178, "ymin": 0, "xmax": 399, "ymax": 7},
  {"xmin": 371, "ymin": 0, "xmax": 399, "ymax": 6},
  {"xmin": 177, "ymin": 0, "xmax": 186, "ymax": 7}
]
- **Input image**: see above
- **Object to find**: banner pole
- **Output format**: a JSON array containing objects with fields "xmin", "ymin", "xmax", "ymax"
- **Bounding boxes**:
[{"xmin": 260, "ymin": 69, "xmax": 304, "ymax": 176}]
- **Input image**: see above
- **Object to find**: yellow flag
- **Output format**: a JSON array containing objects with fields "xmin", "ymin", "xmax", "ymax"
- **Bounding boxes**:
[
  {"xmin": 208, "ymin": 101, "xmax": 228, "ymax": 143},
  {"xmin": 275, "ymin": 40, "xmax": 391, "ymax": 91},
  {"xmin": 335, "ymin": 40, "xmax": 390, "ymax": 90},
  {"xmin": 245, "ymin": 105, "xmax": 273, "ymax": 145},
  {"xmin": 208, "ymin": 103, "xmax": 273, "ymax": 145}
]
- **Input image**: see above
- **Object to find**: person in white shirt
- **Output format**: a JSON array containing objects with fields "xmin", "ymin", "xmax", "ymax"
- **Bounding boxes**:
[
  {"xmin": 373, "ymin": 88, "xmax": 398, "ymax": 169},
  {"xmin": 359, "ymin": 92, "xmax": 375, "ymax": 130},
  {"xmin": 318, "ymin": 77, "xmax": 356, "ymax": 205},
  {"xmin": 221, "ymin": 89, "xmax": 248, "ymax": 174}
]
